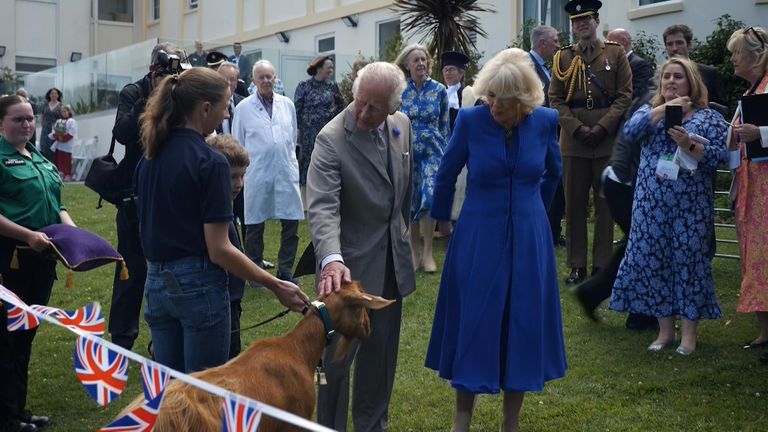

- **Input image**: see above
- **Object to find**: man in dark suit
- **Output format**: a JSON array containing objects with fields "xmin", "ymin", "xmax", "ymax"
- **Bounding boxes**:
[
  {"xmin": 228, "ymin": 42, "xmax": 251, "ymax": 84},
  {"xmin": 215, "ymin": 62, "xmax": 245, "ymax": 135},
  {"xmin": 530, "ymin": 25, "xmax": 566, "ymax": 247},
  {"xmin": 663, "ymin": 24, "xmax": 729, "ymax": 111},
  {"xmin": 607, "ymin": 29, "xmax": 654, "ymax": 99},
  {"xmin": 307, "ymin": 62, "xmax": 416, "ymax": 432}
]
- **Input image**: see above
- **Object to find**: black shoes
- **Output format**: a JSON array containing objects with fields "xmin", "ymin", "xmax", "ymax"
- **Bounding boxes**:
[
  {"xmin": 565, "ymin": 267, "xmax": 586, "ymax": 285},
  {"xmin": 259, "ymin": 259, "xmax": 275, "ymax": 270},
  {"xmin": 625, "ymin": 313, "xmax": 659, "ymax": 331},
  {"xmin": 573, "ymin": 285, "xmax": 601, "ymax": 322}
]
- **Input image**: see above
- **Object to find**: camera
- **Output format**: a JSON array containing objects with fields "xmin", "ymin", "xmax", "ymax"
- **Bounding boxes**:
[{"xmin": 153, "ymin": 50, "xmax": 188, "ymax": 76}]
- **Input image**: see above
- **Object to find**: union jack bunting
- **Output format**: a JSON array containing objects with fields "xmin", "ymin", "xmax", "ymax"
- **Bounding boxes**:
[
  {"xmin": 97, "ymin": 392, "xmax": 163, "ymax": 432},
  {"xmin": 51, "ymin": 302, "xmax": 105, "ymax": 336},
  {"xmin": 140, "ymin": 361, "xmax": 170, "ymax": 401},
  {"xmin": 0, "ymin": 286, "xmax": 39, "ymax": 331},
  {"xmin": 222, "ymin": 395, "xmax": 262, "ymax": 432},
  {"xmin": 74, "ymin": 335, "xmax": 129, "ymax": 406}
]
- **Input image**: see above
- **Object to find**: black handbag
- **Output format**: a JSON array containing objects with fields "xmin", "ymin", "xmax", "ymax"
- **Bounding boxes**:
[{"xmin": 84, "ymin": 135, "xmax": 124, "ymax": 207}]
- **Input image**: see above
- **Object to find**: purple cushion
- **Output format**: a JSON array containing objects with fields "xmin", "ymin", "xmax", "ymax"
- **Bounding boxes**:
[{"xmin": 39, "ymin": 224, "xmax": 123, "ymax": 271}]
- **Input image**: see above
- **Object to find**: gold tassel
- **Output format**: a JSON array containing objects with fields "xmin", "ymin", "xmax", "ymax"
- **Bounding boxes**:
[
  {"xmin": 10, "ymin": 248, "xmax": 19, "ymax": 269},
  {"xmin": 65, "ymin": 271, "xmax": 74, "ymax": 289},
  {"xmin": 120, "ymin": 261, "xmax": 129, "ymax": 280}
]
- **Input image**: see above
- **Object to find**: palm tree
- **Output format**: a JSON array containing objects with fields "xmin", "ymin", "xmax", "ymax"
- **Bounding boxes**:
[{"xmin": 391, "ymin": 0, "xmax": 495, "ymax": 68}]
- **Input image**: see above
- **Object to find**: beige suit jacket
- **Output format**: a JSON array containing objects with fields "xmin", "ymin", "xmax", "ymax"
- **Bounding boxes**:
[{"xmin": 306, "ymin": 104, "xmax": 416, "ymax": 298}]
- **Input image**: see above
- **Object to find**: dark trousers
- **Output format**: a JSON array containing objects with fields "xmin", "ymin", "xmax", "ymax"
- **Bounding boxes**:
[
  {"xmin": 317, "ymin": 249, "xmax": 402, "ymax": 432},
  {"xmin": 0, "ymin": 241, "xmax": 56, "ymax": 428},
  {"xmin": 228, "ymin": 300, "xmax": 242, "ymax": 359},
  {"xmin": 108, "ymin": 202, "xmax": 148, "ymax": 350},
  {"xmin": 244, "ymin": 220, "xmax": 299, "ymax": 277},
  {"xmin": 579, "ymin": 176, "xmax": 655, "ymax": 326},
  {"xmin": 548, "ymin": 179, "xmax": 566, "ymax": 239}
]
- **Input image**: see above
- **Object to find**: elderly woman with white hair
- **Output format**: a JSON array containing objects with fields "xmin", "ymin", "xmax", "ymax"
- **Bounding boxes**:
[
  {"xmin": 425, "ymin": 48, "xmax": 566, "ymax": 432},
  {"xmin": 726, "ymin": 26, "xmax": 768, "ymax": 361},
  {"xmin": 395, "ymin": 43, "xmax": 449, "ymax": 273}
]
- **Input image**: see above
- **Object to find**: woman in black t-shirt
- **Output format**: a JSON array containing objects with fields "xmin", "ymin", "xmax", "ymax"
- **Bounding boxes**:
[{"xmin": 135, "ymin": 67, "xmax": 308, "ymax": 373}]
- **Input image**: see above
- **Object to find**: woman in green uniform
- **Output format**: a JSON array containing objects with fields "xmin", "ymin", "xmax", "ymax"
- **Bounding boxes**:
[{"xmin": 0, "ymin": 94, "xmax": 75, "ymax": 432}]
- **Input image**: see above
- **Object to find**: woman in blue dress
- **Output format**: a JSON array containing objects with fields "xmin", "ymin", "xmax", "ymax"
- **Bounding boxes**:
[
  {"xmin": 610, "ymin": 57, "xmax": 728, "ymax": 356},
  {"xmin": 395, "ymin": 44, "xmax": 449, "ymax": 273},
  {"xmin": 425, "ymin": 48, "xmax": 566, "ymax": 432},
  {"xmin": 294, "ymin": 55, "xmax": 345, "ymax": 188}
]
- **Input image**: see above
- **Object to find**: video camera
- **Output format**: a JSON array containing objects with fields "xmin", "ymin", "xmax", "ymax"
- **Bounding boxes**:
[{"xmin": 152, "ymin": 50, "xmax": 189, "ymax": 76}]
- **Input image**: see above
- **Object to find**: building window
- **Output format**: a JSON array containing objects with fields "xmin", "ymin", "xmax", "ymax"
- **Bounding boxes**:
[
  {"xmin": 188, "ymin": 0, "xmax": 198, "ymax": 10},
  {"xmin": 98, "ymin": 0, "xmax": 134, "ymax": 22},
  {"xmin": 639, "ymin": 0, "xmax": 669, "ymax": 4},
  {"xmin": 151, "ymin": 0, "xmax": 160, "ymax": 20},
  {"xmin": 15, "ymin": 56, "xmax": 57, "ymax": 74},
  {"xmin": 522, "ymin": 0, "xmax": 570, "ymax": 36},
  {"xmin": 378, "ymin": 20, "xmax": 400, "ymax": 59},
  {"xmin": 318, "ymin": 36, "xmax": 335, "ymax": 53}
]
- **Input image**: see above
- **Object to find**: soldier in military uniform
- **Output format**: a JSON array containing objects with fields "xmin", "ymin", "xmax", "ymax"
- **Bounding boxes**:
[{"xmin": 548, "ymin": 0, "xmax": 632, "ymax": 285}]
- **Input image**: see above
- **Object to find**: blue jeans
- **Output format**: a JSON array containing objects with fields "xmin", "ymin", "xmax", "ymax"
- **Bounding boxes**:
[{"xmin": 144, "ymin": 255, "xmax": 230, "ymax": 373}]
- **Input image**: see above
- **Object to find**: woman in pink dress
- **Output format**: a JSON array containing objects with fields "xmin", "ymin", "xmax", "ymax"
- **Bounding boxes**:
[{"xmin": 726, "ymin": 26, "xmax": 768, "ymax": 359}]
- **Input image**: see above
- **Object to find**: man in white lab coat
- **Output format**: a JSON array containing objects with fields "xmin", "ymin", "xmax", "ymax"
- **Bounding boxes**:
[{"xmin": 232, "ymin": 60, "xmax": 304, "ymax": 284}]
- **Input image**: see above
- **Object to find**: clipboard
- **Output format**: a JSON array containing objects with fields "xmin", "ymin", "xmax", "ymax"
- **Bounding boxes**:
[{"xmin": 740, "ymin": 93, "xmax": 768, "ymax": 160}]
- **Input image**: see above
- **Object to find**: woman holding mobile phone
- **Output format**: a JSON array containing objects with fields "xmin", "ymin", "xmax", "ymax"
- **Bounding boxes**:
[{"xmin": 609, "ymin": 57, "xmax": 728, "ymax": 356}]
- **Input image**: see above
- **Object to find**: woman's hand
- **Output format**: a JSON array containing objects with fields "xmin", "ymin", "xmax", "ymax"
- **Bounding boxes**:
[
  {"xmin": 270, "ymin": 279, "xmax": 310, "ymax": 312},
  {"xmin": 25, "ymin": 231, "xmax": 51, "ymax": 253},
  {"xmin": 317, "ymin": 261, "xmax": 352, "ymax": 297},
  {"xmin": 668, "ymin": 125, "xmax": 692, "ymax": 149},
  {"xmin": 734, "ymin": 123, "xmax": 761, "ymax": 143}
]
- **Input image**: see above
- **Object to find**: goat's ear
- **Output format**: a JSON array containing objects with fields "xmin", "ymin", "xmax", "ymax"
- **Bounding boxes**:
[{"xmin": 354, "ymin": 293, "xmax": 396, "ymax": 310}]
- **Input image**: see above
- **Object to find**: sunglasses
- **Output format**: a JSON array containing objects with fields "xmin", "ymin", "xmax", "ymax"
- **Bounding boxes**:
[
  {"xmin": 8, "ymin": 116, "xmax": 35, "ymax": 124},
  {"xmin": 744, "ymin": 27, "xmax": 766, "ymax": 50}
]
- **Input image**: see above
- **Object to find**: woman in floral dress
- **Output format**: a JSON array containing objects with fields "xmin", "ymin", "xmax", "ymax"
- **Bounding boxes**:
[
  {"xmin": 726, "ymin": 27, "xmax": 768, "ymax": 358},
  {"xmin": 294, "ymin": 55, "xmax": 345, "ymax": 188},
  {"xmin": 395, "ymin": 44, "xmax": 449, "ymax": 273},
  {"xmin": 610, "ymin": 58, "xmax": 728, "ymax": 356}
]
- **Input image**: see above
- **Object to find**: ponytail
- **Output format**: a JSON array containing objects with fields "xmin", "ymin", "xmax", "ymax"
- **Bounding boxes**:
[{"xmin": 140, "ymin": 68, "xmax": 229, "ymax": 159}]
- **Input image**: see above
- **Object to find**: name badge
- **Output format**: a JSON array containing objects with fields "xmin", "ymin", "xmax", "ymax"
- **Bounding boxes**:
[
  {"xmin": 3, "ymin": 158, "xmax": 26, "ymax": 167},
  {"xmin": 655, "ymin": 155, "xmax": 679, "ymax": 181}
]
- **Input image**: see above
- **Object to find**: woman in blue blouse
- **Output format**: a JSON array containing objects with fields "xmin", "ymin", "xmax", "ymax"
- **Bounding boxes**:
[
  {"xmin": 135, "ymin": 68, "xmax": 308, "ymax": 373},
  {"xmin": 294, "ymin": 55, "xmax": 345, "ymax": 189},
  {"xmin": 395, "ymin": 44, "xmax": 449, "ymax": 273},
  {"xmin": 610, "ymin": 57, "xmax": 728, "ymax": 356}
]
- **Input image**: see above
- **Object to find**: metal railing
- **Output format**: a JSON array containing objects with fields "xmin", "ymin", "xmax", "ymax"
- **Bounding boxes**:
[{"xmin": 714, "ymin": 169, "xmax": 739, "ymax": 260}]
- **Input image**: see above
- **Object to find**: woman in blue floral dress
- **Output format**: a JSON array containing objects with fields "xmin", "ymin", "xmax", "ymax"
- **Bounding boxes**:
[
  {"xmin": 294, "ymin": 55, "xmax": 345, "ymax": 187},
  {"xmin": 396, "ymin": 44, "xmax": 449, "ymax": 273},
  {"xmin": 610, "ymin": 58, "xmax": 728, "ymax": 356}
]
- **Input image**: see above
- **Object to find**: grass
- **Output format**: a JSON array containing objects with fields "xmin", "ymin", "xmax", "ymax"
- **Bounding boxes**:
[{"xmin": 21, "ymin": 184, "xmax": 766, "ymax": 431}]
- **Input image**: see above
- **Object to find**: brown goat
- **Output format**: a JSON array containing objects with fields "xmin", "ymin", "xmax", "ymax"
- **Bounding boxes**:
[{"xmin": 118, "ymin": 281, "xmax": 394, "ymax": 431}]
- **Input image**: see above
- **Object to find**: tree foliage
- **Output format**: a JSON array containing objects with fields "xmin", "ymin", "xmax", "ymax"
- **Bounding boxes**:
[
  {"xmin": 391, "ymin": 0, "xmax": 495, "ymax": 80},
  {"xmin": 632, "ymin": 30, "xmax": 663, "ymax": 72},
  {"xmin": 690, "ymin": 14, "xmax": 747, "ymax": 115}
]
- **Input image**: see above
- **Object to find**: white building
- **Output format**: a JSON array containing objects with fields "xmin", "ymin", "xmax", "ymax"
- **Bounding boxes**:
[{"xmin": 1, "ymin": 0, "xmax": 766, "ymax": 157}]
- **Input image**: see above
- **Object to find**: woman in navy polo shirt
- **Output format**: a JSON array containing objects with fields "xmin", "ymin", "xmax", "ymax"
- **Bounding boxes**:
[{"xmin": 135, "ymin": 68, "xmax": 308, "ymax": 373}]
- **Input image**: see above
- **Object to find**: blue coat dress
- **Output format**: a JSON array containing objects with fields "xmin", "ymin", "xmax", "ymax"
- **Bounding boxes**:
[{"xmin": 425, "ymin": 105, "xmax": 567, "ymax": 393}]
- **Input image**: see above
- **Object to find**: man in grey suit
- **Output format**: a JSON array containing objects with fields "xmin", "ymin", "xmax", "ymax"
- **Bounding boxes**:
[{"xmin": 307, "ymin": 62, "xmax": 416, "ymax": 431}]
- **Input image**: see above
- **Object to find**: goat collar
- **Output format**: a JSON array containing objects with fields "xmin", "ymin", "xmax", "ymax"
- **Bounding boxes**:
[{"xmin": 307, "ymin": 300, "xmax": 335, "ymax": 345}]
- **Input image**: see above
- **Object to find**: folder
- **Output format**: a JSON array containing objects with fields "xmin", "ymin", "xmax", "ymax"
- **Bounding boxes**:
[{"xmin": 740, "ymin": 93, "xmax": 768, "ymax": 160}]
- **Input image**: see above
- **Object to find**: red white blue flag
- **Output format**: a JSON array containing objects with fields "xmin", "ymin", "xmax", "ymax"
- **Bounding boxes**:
[
  {"xmin": 140, "ymin": 361, "xmax": 170, "ymax": 401},
  {"xmin": 97, "ymin": 392, "xmax": 163, "ymax": 432},
  {"xmin": 74, "ymin": 335, "xmax": 129, "ymax": 406},
  {"xmin": 222, "ymin": 395, "xmax": 262, "ymax": 432},
  {"xmin": 0, "ymin": 286, "xmax": 39, "ymax": 331},
  {"xmin": 52, "ymin": 302, "xmax": 105, "ymax": 336}
]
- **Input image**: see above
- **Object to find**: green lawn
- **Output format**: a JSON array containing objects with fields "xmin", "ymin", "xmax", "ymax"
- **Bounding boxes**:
[{"xmin": 21, "ymin": 184, "xmax": 766, "ymax": 431}]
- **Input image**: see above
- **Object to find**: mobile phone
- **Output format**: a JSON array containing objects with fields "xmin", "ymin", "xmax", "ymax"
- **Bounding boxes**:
[{"xmin": 665, "ymin": 104, "xmax": 683, "ymax": 130}]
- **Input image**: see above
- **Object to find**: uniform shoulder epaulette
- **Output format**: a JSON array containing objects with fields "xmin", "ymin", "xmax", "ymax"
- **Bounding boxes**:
[
  {"xmin": 605, "ymin": 41, "xmax": 621, "ymax": 46},
  {"xmin": 560, "ymin": 44, "xmax": 574, "ymax": 51}
]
